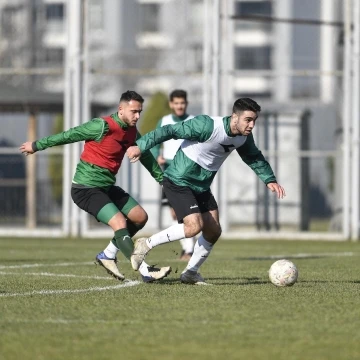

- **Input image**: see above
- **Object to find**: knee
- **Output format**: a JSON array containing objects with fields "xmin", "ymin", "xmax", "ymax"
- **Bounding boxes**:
[
  {"xmin": 184, "ymin": 219, "xmax": 203, "ymax": 238},
  {"xmin": 203, "ymin": 224, "xmax": 222, "ymax": 242},
  {"xmin": 138, "ymin": 211, "xmax": 148, "ymax": 226},
  {"xmin": 215, "ymin": 226, "xmax": 222, "ymax": 240},
  {"xmin": 128, "ymin": 206, "xmax": 148, "ymax": 226}
]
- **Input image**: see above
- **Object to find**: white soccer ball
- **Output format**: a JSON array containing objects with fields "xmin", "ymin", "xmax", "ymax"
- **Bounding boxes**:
[{"xmin": 269, "ymin": 259, "xmax": 298, "ymax": 287}]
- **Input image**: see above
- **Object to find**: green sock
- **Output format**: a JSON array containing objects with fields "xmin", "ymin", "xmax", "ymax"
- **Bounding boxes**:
[{"xmin": 112, "ymin": 229, "xmax": 134, "ymax": 260}]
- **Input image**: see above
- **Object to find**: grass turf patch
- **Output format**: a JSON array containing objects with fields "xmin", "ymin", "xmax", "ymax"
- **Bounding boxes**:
[{"xmin": 0, "ymin": 238, "xmax": 359, "ymax": 360}]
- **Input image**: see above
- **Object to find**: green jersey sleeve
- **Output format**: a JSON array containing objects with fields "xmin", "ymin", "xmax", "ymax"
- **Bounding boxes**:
[
  {"xmin": 34, "ymin": 118, "xmax": 108, "ymax": 151},
  {"xmin": 136, "ymin": 131, "xmax": 164, "ymax": 183},
  {"xmin": 236, "ymin": 133, "xmax": 277, "ymax": 185},
  {"xmin": 150, "ymin": 119, "xmax": 163, "ymax": 159},
  {"xmin": 136, "ymin": 115, "xmax": 213, "ymax": 152}
]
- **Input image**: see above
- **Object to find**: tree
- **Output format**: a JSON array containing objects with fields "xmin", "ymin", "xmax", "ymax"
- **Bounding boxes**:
[{"xmin": 139, "ymin": 91, "xmax": 170, "ymax": 134}]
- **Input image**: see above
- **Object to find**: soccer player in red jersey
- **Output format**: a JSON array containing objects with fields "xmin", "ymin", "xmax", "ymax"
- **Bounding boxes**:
[{"xmin": 19, "ymin": 91, "xmax": 171, "ymax": 283}]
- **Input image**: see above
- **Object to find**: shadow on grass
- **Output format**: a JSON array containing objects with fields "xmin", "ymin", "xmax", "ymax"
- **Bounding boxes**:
[
  {"xmin": 0, "ymin": 259, "xmax": 46, "ymax": 263},
  {"xmin": 235, "ymin": 255, "xmax": 342, "ymax": 261},
  {"xmin": 147, "ymin": 276, "xmax": 360, "ymax": 286},
  {"xmin": 149, "ymin": 276, "xmax": 268, "ymax": 286}
]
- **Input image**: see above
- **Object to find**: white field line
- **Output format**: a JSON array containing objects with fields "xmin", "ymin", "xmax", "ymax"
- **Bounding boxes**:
[
  {"xmin": 1, "ymin": 318, "xmax": 143, "ymax": 325},
  {"xmin": 0, "ymin": 251, "xmax": 358, "ymax": 271},
  {"xmin": 0, "ymin": 261, "xmax": 93, "ymax": 269},
  {"xmin": 0, "ymin": 271, "xmax": 115, "ymax": 280},
  {"xmin": 0, "ymin": 280, "xmax": 140, "ymax": 298},
  {"xmin": 255, "ymin": 251, "xmax": 357, "ymax": 259}
]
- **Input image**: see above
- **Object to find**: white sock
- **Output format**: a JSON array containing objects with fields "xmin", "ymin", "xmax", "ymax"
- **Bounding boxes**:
[
  {"xmin": 180, "ymin": 237, "xmax": 195, "ymax": 254},
  {"xmin": 146, "ymin": 223, "xmax": 186, "ymax": 249},
  {"xmin": 139, "ymin": 261, "xmax": 152, "ymax": 276},
  {"xmin": 103, "ymin": 241, "xmax": 119, "ymax": 259},
  {"xmin": 185, "ymin": 235, "xmax": 213, "ymax": 272}
]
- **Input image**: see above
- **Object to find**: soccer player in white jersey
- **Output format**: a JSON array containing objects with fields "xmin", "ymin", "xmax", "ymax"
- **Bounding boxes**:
[
  {"xmin": 152, "ymin": 90, "xmax": 195, "ymax": 261},
  {"xmin": 126, "ymin": 98, "xmax": 286, "ymax": 284}
]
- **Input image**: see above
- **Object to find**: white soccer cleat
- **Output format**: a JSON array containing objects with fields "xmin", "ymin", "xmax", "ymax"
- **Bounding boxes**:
[
  {"xmin": 180, "ymin": 270, "xmax": 208, "ymax": 285},
  {"xmin": 95, "ymin": 252, "xmax": 125, "ymax": 281},
  {"xmin": 142, "ymin": 266, "xmax": 172, "ymax": 283},
  {"xmin": 131, "ymin": 237, "xmax": 150, "ymax": 271}
]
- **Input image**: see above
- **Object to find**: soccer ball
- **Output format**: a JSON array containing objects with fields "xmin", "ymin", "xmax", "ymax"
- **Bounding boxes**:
[{"xmin": 268, "ymin": 259, "xmax": 298, "ymax": 287}]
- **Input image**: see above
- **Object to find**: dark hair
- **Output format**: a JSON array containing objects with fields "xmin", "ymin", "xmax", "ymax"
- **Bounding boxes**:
[
  {"xmin": 232, "ymin": 98, "xmax": 261, "ymax": 114},
  {"xmin": 120, "ymin": 90, "xmax": 144, "ymax": 104},
  {"xmin": 169, "ymin": 89, "xmax": 187, "ymax": 102}
]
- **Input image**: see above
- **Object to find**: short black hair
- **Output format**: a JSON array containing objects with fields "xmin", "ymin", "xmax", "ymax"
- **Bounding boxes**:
[
  {"xmin": 232, "ymin": 98, "xmax": 261, "ymax": 114},
  {"xmin": 169, "ymin": 89, "xmax": 187, "ymax": 102},
  {"xmin": 120, "ymin": 90, "xmax": 144, "ymax": 104}
]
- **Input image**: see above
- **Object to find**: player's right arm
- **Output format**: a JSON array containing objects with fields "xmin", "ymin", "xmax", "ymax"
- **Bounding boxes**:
[
  {"xmin": 136, "ymin": 115, "xmax": 212, "ymax": 153},
  {"xmin": 150, "ymin": 118, "xmax": 164, "ymax": 162},
  {"xmin": 127, "ymin": 115, "xmax": 213, "ymax": 162},
  {"xmin": 19, "ymin": 118, "xmax": 108, "ymax": 155}
]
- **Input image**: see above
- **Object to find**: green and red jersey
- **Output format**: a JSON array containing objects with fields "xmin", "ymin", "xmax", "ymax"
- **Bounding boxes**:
[{"xmin": 33, "ymin": 112, "xmax": 163, "ymax": 188}]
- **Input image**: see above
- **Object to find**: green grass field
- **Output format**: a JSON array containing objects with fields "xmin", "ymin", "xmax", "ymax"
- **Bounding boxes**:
[{"xmin": 0, "ymin": 237, "xmax": 359, "ymax": 360}]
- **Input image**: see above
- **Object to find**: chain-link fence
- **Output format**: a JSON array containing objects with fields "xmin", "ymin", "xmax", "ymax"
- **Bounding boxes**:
[{"xmin": 0, "ymin": 0, "xmax": 355, "ymax": 240}]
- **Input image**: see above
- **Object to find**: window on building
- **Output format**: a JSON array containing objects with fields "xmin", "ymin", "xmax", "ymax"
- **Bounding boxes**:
[
  {"xmin": 45, "ymin": 3, "xmax": 64, "ymax": 21},
  {"xmin": 38, "ymin": 47, "xmax": 64, "ymax": 65},
  {"xmin": 89, "ymin": 0, "xmax": 103, "ymax": 30},
  {"xmin": 1, "ymin": 6, "xmax": 18, "ymax": 38},
  {"xmin": 140, "ymin": 3, "xmax": 160, "ymax": 32},
  {"xmin": 234, "ymin": 1, "xmax": 272, "ymax": 31},
  {"xmin": 235, "ymin": 46, "xmax": 271, "ymax": 70}
]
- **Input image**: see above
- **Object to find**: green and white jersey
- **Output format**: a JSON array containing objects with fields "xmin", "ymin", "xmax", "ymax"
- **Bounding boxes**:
[
  {"xmin": 136, "ymin": 114, "xmax": 277, "ymax": 193},
  {"xmin": 182, "ymin": 116, "xmax": 246, "ymax": 171},
  {"xmin": 160, "ymin": 114, "xmax": 194, "ymax": 160}
]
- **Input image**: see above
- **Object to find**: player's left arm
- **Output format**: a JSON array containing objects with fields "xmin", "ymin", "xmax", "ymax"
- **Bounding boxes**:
[
  {"xmin": 135, "ymin": 131, "xmax": 163, "ymax": 183},
  {"xmin": 19, "ymin": 119, "xmax": 107, "ymax": 155},
  {"xmin": 236, "ymin": 133, "xmax": 285, "ymax": 199}
]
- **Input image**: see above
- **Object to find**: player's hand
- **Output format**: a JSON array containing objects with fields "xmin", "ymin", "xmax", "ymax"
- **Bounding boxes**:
[
  {"xmin": 126, "ymin": 146, "xmax": 142, "ymax": 163},
  {"xmin": 267, "ymin": 182, "xmax": 286, "ymax": 199},
  {"xmin": 19, "ymin": 142, "xmax": 35, "ymax": 156}
]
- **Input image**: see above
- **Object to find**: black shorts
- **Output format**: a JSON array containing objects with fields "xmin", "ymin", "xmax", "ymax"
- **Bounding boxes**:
[
  {"xmin": 160, "ymin": 162, "xmax": 171, "ymax": 206},
  {"xmin": 162, "ymin": 177, "xmax": 218, "ymax": 222},
  {"xmin": 161, "ymin": 188, "xmax": 170, "ymax": 206},
  {"xmin": 71, "ymin": 185, "xmax": 135, "ymax": 219}
]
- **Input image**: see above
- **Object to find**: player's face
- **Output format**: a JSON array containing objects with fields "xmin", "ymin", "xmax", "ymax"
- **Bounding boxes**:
[
  {"xmin": 233, "ymin": 110, "xmax": 258, "ymax": 135},
  {"xmin": 118, "ymin": 100, "xmax": 143, "ymax": 127},
  {"xmin": 169, "ymin": 97, "xmax": 187, "ymax": 117}
]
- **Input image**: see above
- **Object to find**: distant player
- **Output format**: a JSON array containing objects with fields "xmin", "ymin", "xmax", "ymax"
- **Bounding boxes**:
[
  {"xmin": 127, "ymin": 98, "xmax": 285, "ymax": 284},
  {"xmin": 19, "ymin": 91, "xmax": 171, "ymax": 283},
  {"xmin": 152, "ymin": 90, "xmax": 195, "ymax": 261}
]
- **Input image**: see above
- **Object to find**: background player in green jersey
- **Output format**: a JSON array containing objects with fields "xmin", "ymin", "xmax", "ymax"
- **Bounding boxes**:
[
  {"xmin": 126, "ymin": 98, "xmax": 285, "ymax": 284},
  {"xmin": 152, "ymin": 89, "xmax": 195, "ymax": 261},
  {"xmin": 19, "ymin": 90, "xmax": 171, "ymax": 283}
]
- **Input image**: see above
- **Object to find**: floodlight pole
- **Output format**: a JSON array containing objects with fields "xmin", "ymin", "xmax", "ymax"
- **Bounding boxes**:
[
  {"xmin": 342, "ymin": 0, "xmax": 352, "ymax": 240},
  {"xmin": 65, "ymin": 0, "xmax": 82, "ymax": 237},
  {"xmin": 80, "ymin": 0, "xmax": 91, "ymax": 237},
  {"xmin": 202, "ymin": 0, "xmax": 211, "ymax": 114},
  {"xmin": 351, "ymin": 0, "xmax": 360, "ymax": 241},
  {"xmin": 320, "ymin": 0, "xmax": 338, "ymax": 103},
  {"xmin": 63, "ymin": 0, "xmax": 72, "ymax": 236}
]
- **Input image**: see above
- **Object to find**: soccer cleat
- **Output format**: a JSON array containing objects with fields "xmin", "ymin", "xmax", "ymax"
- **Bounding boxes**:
[
  {"xmin": 179, "ymin": 251, "xmax": 193, "ymax": 262},
  {"xmin": 95, "ymin": 251, "xmax": 125, "ymax": 281},
  {"xmin": 142, "ymin": 266, "xmax": 172, "ymax": 283},
  {"xmin": 131, "ymin": 237, "xmax": 150, "ymax": 271},
  {"xmin": 180, "ymin": 269, "xmax": 208, "ymax": 285}
]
